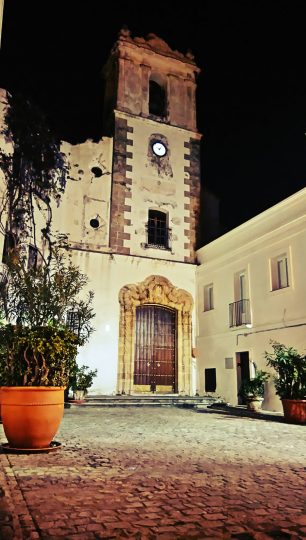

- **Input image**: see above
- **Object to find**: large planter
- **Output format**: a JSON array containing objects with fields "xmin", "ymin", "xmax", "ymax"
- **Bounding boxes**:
[
  {"xmin": 1, "ymin": 387, "xmax": 64, "ymax": 449},
  {"xmin": 282, "ymin": 399, "xmax": 306, "ymax": 424},
  {"xmin": 0, "ymin": 387, "xmax": 2, "ymax": 422}
]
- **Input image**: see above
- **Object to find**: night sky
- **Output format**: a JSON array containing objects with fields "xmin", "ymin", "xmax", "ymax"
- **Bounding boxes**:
[{"xmin": 1, "ymin": 0, "xmax": 306, "ymax": 236}]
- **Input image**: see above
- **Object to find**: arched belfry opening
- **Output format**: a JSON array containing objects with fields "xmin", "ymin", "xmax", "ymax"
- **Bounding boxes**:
[
  {"xmin": 149, "ymin": 79, "xmax": 166, "ymax": 117},
  {"xmin": 117, "ymin": 276, "xmax": 193, "ymax": 395}
]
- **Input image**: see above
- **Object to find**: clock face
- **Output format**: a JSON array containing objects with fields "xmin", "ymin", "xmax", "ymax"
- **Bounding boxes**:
[{"xmin": 152, "ymin": 141, "xmax": 167, "ymax": 157}]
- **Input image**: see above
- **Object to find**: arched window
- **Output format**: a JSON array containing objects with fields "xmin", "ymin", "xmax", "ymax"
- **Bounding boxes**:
[
  {"xmin": 149, "ymin": 80, "xmax": 166, "ymax": 117},
  {"xmin": 147, "ymin": 209, "xmax": 169, "ymax": 249}
]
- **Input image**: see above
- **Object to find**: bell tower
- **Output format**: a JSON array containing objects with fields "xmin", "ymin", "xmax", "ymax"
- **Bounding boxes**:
[{"xmin": 103, "ymin": 27, "xmax": 202, "ymax": 263}]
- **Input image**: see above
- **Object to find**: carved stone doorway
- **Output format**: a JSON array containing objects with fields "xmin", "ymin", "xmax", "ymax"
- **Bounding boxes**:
[{"xmin": 117, "ymin": 275, "xmax": 193, "ymax": 395}]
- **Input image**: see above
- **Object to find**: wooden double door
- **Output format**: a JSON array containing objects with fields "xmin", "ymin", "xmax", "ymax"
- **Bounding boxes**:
[{"xmin": 134, "ymin": 305, "xmax": 177, "ymax": 393}]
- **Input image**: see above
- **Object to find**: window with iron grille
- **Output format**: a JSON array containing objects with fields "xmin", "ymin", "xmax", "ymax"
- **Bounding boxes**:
[
  {"xmin": 146, "ymin": 209, "xmax": 170, "ymax": 249},
  {"xmin": 66, "ymin": 310, "xmax": 80, "ymax": 335}
]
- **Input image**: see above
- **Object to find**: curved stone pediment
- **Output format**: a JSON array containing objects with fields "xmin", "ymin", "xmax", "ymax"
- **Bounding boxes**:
[{"xmin": 119, "ymin": 275, "xmax": 193, "ymax": 313}]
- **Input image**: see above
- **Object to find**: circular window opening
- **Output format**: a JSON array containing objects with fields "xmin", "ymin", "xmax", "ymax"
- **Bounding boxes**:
[
  {"xmin": 90, "ymin": 218, "xmax": 100, "ymax": 229},
  {"xmin": 91, "ymin": 166, "xmax": 103, "ymax": 178}
]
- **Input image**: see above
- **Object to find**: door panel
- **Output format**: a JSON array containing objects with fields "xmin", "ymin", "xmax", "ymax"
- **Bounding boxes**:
[
  {"xmin": 134, "ymin": 305, "xmax": 177, "ymax": 392},
  {"xmin": 236, "ymin": 351, "xmax": 250, "ymax": 404}
]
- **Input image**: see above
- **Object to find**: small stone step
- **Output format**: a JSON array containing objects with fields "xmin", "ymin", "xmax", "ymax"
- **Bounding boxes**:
[
  {"xmin": 66, "ymin": 394, "xmax": 227, "ymax": 408},
  {"xmin": 67, "ymin": 401, "xmax": 172, "ymax": 408}
]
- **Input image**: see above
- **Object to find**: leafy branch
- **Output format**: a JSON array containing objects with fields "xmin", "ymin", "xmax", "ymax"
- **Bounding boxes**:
[{"xmin": 0, "ymin": 91, "xmax": 69, "ymax": 263}]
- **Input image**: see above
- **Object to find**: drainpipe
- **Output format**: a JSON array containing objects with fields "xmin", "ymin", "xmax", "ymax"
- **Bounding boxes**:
[{"xmin": 236, "ymin": 322, "xmax": 306, "ymax": 346}]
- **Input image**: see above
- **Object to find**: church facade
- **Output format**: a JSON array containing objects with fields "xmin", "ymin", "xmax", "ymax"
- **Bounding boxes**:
[{"xmin": 52, "ymin": 29, "xmax": 202, "ymax": 395}]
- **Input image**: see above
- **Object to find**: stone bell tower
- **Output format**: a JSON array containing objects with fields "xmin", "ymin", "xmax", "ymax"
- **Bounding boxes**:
[{"xmin": 102, "ymin": 27, "xmax": 202, "ymax": 263}]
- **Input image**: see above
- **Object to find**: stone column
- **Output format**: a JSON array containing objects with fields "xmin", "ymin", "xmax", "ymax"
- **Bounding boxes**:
[{"xmin": 141, "ymin": 64, "xmax": 150, "ymax": 116}]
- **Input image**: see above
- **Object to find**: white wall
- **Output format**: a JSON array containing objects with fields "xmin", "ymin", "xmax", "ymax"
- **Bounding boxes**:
[
  {"xmin": 58, "ymin": 138, "xmax": 113, "ymax": 248},
  {"xmin": 196, "ymin": 188, "xmax": 306, "ymax": 411},
  {"xmin": 69, "ymin": 249, "xmax": 196, "ymax": 394}
]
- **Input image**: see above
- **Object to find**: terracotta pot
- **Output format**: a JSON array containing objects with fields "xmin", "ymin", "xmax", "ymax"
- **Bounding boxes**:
[
  {"xmin": 1, "ymin": 387, "xmax": 64, "ymax": 449},
  {"xmin": 282, "ymin": 399, "xmax": 306, "ymax": 424}
]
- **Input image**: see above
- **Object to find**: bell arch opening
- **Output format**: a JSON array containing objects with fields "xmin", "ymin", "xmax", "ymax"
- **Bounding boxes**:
[{"xmin": 149, "ymin": 78, "xmax": 166, "ymax": 117}]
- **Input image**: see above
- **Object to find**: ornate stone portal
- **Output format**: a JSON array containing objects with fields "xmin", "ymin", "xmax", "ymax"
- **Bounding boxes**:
[{"xmin": 117, "ymin": 275, "xmax": 193, "ymax": 394}]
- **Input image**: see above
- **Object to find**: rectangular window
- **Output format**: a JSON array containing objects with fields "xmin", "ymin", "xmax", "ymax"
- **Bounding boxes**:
[
  {"xmin": 66, "ymin": 310, "xmax": 80, "ymax": 335},
  {"xmin": 239, "ymin": 273, "xmax": 246, "ymax": 300},
  {"xmin": 271, "ymin": 254, "xmax": 289, "ymax": 290},
  {"xmin": 205, "ymin": 368, "xmax": 216, "ymax": 392},
  {"xmin": 204, "ymin": 284, "xmax": 214, "ymax": 311},
  {"xmin": 234, "ymin": 269, "xmax": 248, "ymax": 301}
]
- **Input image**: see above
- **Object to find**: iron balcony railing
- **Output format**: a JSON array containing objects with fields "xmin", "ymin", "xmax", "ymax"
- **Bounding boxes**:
[
  {"xmin": 144, "ymin": 222, "xmax": 172, "ymax": 250},
  {"xmin": 229, "ymin": 299, "xmax": 251, "ymax": 327}
]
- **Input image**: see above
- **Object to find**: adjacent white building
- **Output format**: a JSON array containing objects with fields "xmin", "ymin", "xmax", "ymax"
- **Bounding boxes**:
[{"xmin": 196, "ymin": 188, "xmax": 306, "ymax": 411}]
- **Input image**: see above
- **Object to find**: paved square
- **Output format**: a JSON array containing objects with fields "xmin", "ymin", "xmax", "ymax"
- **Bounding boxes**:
[{"xmin": 0, "ymin": 406, "xmax": 305, "ymax": 539}]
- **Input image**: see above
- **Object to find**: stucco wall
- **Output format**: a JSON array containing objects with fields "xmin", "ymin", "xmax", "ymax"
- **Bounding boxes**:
[
  {"xmin": 69, "ymin": 249, "xmax": 196, "ymax": 394},
  {"xmin": 196, "ymin": 188, "xmax": 306, "ymax": 411},
  {"xmin": 57, "ymin": 138, "xmax": 113, "ymax": 249}
]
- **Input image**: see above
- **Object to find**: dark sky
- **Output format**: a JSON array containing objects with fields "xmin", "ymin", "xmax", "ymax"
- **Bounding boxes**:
[{"xmin": 1, "ymin": 0, "xmax": 306, "ymax": 234}]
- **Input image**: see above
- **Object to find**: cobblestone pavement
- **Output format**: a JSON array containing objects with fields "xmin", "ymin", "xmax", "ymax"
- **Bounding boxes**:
[{"xmin": 0, "ymin": 406, "xmax": 305, "ymax": 540}]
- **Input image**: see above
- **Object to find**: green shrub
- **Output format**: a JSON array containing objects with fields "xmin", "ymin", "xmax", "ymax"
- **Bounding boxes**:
[
  {"xmin": 69, "ymin": 364, "xmax": 98, "ymax": 394},
  {"xmin": 0, "ymin": 324, "xmax": 79, "ymax": 387},
  {"xmin": 239, "ymin": 370, "xmax": 270, "ymax": 399},
  {"xmin": 264, "ymin": 341, "xmax": 306, "ymax": 399},
  {"xmin": 0, "ymin": 250, "xmax": 95, "ymax": 387}
]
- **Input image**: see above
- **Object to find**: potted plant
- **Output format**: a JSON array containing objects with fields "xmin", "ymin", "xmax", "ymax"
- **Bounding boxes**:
[
  {"xmin": 69, "ymin": 364, "xmax": 98, "ymax": 402},
  {"xmin": 0, "ymin": 249, "xmax": 95, "ymax": 449},
  {"xmin": 264, "ymin": 341, "xmax": 306, "ymax": 424},
  {"xmin": 0, "ymin": 92, "xmax": 95, "ymax": 449},
  {"xmin": 239, "ymin": 370, "xmax": 270, "ymax": 411}
]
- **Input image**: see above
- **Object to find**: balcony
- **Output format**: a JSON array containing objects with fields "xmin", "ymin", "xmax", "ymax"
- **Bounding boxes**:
[{"xmin": 229, "ymin": 299, "xmax": 251, "ymax": 328}]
